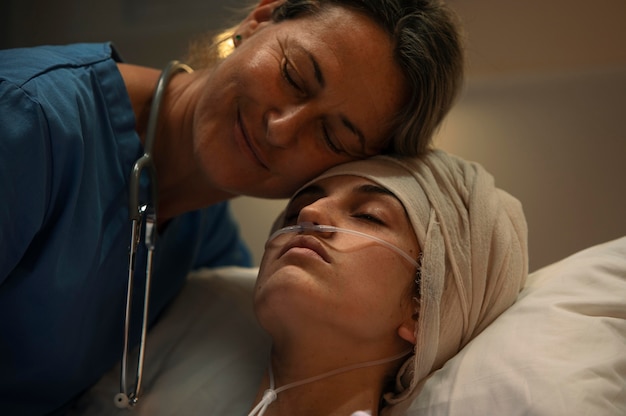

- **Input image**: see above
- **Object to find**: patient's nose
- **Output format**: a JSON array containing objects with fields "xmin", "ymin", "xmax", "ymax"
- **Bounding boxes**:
[{"xmin": 296, "ymin": 200, "xmax": 335, "ymax": 237}]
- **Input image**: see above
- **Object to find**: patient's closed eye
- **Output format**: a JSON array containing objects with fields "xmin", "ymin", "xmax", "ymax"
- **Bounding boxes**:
[{"xmin": 353, "ymin": 212, "xmax": 384, "ymax": 225}]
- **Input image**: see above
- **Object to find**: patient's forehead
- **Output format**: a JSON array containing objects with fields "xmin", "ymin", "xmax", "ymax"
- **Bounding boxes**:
[{"xmin": 290, "ymin": 175, "xmax": 401, "ymax": 205}]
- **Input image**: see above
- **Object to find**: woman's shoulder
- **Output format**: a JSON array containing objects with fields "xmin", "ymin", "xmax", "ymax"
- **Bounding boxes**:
[
  {"xmin": 0, "ymin": 42, "xmax": 119, "ymax": 86},
  {"xmin": 0, "ymin": 41, "xmax": 136, "ymax": 155}
]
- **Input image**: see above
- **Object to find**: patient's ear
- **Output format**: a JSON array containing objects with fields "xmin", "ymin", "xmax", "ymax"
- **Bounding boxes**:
[
  {"xmin": 398, "ymin": 323, "xmax": 417, "ymax": 345},
  {"xmin": 398, "ymin": 297, "xmax": 418, "ymax": 345}
]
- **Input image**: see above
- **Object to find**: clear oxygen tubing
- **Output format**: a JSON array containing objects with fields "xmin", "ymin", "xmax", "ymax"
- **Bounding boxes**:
[
  {"xmin": 248, "ymin": 349, "xmax": 412, "ymax": 416},
  {"xmin": 267, "ymin": 222, "xmax": 419, "ymax": 269},
  {"xmin": 114, "ymin": 60, "xmax": 193, "ymax": 410}
]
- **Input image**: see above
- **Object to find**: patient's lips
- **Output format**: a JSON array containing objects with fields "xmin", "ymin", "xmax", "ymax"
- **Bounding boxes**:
[{"xmin": 280, "ymin": 235, "xmax": 330, "ymax": 263}]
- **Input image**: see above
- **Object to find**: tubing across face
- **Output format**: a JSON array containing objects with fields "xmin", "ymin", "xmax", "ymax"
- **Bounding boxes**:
[{"xmin": 267, "ymin": 222, "xmax": 419, "ymax": 268}]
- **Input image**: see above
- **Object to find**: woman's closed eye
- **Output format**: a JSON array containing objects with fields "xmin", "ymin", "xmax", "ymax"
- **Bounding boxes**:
[
  {"xmin": 279, "ymin": 42, "xmax": 351, "ymax": 156},
  {"xmin": 281, "ymin": 56, "xmax": 305, "ymax": 94},
  {"xmin": 281, "ymin": 54, "xmax": 343, "ymax": 155},
  {"xmin": 322, "ymin": 123, "xmax": 346, "ymax": 155}
]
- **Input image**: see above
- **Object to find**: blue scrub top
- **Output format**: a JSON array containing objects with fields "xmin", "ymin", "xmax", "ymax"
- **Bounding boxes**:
[{"xmin": 0, "ymin": 43, "xmax": 251, "ymax": 415}]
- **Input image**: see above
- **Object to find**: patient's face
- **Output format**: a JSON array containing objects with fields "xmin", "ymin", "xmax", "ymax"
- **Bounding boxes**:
[{"xmin": 255, "ymin": 175, "xmax": 419, "ymax": 350}]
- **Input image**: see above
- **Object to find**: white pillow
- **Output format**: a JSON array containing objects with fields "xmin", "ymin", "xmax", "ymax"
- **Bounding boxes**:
[
  {"xmin": 408, "ymin": 236, "xmax": 626, "ymax": 415},
  {"xmin": 71, "ymin": 237, "xmax": 626, "ymax": 415}
]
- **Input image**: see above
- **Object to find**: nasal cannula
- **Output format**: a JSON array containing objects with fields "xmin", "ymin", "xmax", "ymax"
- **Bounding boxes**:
[{"xmin": 268, "ymin": 222, "xmax": 419, "ymax": 269}]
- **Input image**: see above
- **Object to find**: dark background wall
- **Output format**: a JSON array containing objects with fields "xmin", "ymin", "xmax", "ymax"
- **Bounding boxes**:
[{"xmin": 0, "ymin": 0, "xmax": 250, "ymax": 67}]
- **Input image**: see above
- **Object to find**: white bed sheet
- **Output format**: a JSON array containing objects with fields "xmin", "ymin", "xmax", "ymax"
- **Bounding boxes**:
[{"xmin": 69, "ymin": 267, "xmax": 269, "ymax": 416}]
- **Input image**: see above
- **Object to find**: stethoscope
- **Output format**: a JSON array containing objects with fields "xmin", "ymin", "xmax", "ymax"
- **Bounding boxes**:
[{"xmin": 114, "ymin": 60, "xmax": 193, "ymax": 409}]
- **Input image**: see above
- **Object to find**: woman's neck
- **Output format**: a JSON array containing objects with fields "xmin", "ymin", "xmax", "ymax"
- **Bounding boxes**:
[{"xmin": 119, "ymin": 63, "xmax": 235, "ymax": 223}]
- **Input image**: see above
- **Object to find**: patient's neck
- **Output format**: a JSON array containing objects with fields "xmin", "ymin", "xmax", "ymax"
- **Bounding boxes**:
[{"xmin": 250, "ymin": 346, "xmax": 405, "ymax": 416}]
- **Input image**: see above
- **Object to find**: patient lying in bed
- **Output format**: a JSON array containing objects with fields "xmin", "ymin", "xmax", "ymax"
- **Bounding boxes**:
[
  {"xmin": 69, "ymin": 241, "xmax": 626, "ymax": 415},
  {"xmin": 67, "ymin": 151, "xmax": 626, "ymax": 415}
]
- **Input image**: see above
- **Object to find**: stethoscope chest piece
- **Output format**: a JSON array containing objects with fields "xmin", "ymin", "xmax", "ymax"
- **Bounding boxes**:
[{"xmin": 113, "ymin": 392, "xmax": 131, "ymax": 409}]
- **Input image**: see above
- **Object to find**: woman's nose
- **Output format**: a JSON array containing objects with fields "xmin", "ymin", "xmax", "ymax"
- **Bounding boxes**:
[{"xmin": 265, "ymin": 105, "xmax": 310, "ymax": 148}]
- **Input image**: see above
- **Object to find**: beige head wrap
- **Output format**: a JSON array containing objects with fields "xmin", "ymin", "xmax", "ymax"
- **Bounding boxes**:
[{"xmin": 295, "ymin": 149, "xmax": 528, "ymax": 410}]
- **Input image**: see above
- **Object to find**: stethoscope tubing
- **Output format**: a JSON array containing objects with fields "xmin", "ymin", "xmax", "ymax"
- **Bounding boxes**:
[{"xmin": 115, "ymin": 60, "xmax": 193, "ymax": 409}]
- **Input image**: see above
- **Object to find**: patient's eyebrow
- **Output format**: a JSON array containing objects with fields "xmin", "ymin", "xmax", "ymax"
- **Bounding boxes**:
[
  {"xmin": 353, "ymin": 183, "xmax": 399, "ymax": 201},
  {"xmin": 291, "ymin": 184, "xmax": 325, "ymax": 202}
]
